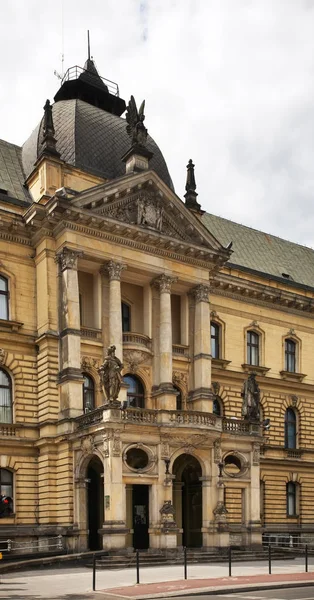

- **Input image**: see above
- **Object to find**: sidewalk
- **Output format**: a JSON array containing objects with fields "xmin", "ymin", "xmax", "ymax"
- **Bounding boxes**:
[{"xmin": 101, "ymin": 566, "xmax": 314, "ymax": 599}]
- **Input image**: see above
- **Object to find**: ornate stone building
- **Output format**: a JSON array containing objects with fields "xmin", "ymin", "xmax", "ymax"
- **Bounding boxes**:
[{"xmin": 0, "ymin": 57, "xmax": 314, "ymax": 552}]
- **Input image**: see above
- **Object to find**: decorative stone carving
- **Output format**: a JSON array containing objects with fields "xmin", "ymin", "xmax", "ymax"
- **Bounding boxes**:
[
  {"xmin": 137, "ymin": 197, "xmax": 163, "ymax": 231},
  {"xmin": 103, "ymin": 430, "xmax": 110, "ymax": 458},
  {"xmin": 290, "ymin": 394, "xmax": 298, "ymax": 407},
  {"xmin": 81, "ymin": 356, "xmax": 100, "ymax": 371},
  {"xmin": 160, "ymin": 500, "xmax": 177, "ymax": 528},
  {"xmin": 151, "ymin": 273, "xmax": 177, "ymax": 293},
  {"xmin": 211, "ymin": 381, "xmax": 220, "ymax": 396},
  {"xmin": 0, "ymin": 348, "xmax": 7, "ymax": 365},
  {"xmin": 160, "ymin": 437, "xmax": 170, "ymax": 459},
  {"xmin": 56, "ymin": 247, "xmax": 82, "ymax": 271},
  {"xmin": 80, "ymin": 435, "xmax": 95, "ymax": 455},
  {"xmin": 126, "ymin": 95, "xmax": 148, "ymax": 147},
  {"xmin": 190, "ymin": 284, "xmax": 210, "ymax": 303},
  {"xmin": 172, "ymin": 370, "xmax": 188, "ymax": 388},
  {"xmin": 241, "ymin": 373, "xmax": 260, "ymax": 422},
  {"xmin": 104, "ymin": 261, "xmax": 126, "ymax": 281},
  {"xmin": 252, "ymin": 443, "xmax": 260, "ymax": 466},
  {"xmin": 213, "ymin": 439, "xmax": 221, "ymax": 463},
  {"xmin": 123, "ymin": 350, "xmax": 148, "ymax": 373},
  {"xmin": 98, "ymin": 345, "xmax": 123, "ymax": 407},
  {"xmin": 112, "ymin": 430, "xmax": 122, "ymax": 457},
  {"xmin": 213, "ymin": 501, "xmax": 228, "ymax": 518}
]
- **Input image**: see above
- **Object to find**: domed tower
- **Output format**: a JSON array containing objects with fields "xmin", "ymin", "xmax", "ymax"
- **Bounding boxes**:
[{"xmin": 22, "ymin": 57, "xmax": 173, "ymax": 202}]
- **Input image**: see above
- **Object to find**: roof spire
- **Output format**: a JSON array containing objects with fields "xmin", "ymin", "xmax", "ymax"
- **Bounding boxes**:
[
  {"xmin": 87, "ymin": 29, "xmax": 91, "ymax": 60},
  {"xmin": 184, "ymin": 159, "xmax": 201, "ymax": 212},
  {"xmin": 40, "ymin": 100, "xmax": 60, "ymax": 158}
]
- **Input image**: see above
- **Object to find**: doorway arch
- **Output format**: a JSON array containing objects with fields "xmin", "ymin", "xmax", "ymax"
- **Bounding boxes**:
[
  {"xmin": 87, "ymin": 456, "xmax": 104, "ymax": 550},
  {"xmin": 173, "ymin": 454, "xmax": 202, "ymax": 548}
]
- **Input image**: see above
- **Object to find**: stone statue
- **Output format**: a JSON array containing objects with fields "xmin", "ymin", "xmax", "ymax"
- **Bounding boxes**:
[
  {"xmin": 99, "ymin": 345, "xmax": 123, "ymax": 406},
  {"xmin": 43, "ymin": 99, "xmax": 55, "ymax": 137},
  {"xmin": 126, "ymin": 95, "xmax": 148, "ymax": 147},
  {"xmin": 241, "ymin": 372, "xmax": 260, "ymax": 421}
]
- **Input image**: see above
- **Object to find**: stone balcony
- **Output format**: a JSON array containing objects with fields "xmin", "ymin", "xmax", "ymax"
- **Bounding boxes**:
[
  {"xmin": 75, "ymin": 406, "xmax": 261, "ymax": 436},
  {"xmin": 122, "ymin": 332, "xmax": 152, "ymax": 351},
  {"xmin": 80, "ymin": 326, "xmax": 102, "ymax": 341}
]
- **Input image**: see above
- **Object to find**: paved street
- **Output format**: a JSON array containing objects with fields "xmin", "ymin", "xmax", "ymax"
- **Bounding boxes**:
[
  {"xmin": 176, "ymin": 587, "xmax": 314, "ymax": 599},
  {"xmin": 0, "ymin": 558, "xmax": 313, "ymax": 599}
]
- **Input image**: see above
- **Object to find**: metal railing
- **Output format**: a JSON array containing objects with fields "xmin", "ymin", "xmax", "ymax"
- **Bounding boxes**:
[
  {"xmin": 61, "ymin": 66, "xmax": 120, "ymax": 96},
  {"xmin": 0, "ymin": 535, "xmax": 64, "ymax": 554}
]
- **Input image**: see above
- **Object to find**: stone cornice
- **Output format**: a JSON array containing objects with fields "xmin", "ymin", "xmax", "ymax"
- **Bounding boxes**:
[{"xmin": 212, "ymin": 273, "xmax": 314, "ymax": 315}]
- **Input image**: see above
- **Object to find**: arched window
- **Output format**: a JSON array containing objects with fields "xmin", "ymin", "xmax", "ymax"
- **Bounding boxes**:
[
  {"xmin": 0, "ymin": 276, "xmax": 9, "ymax": 320},
  {"xmin": 174, "ymin": 385, "xmax": 182, "ymax": 411},
  {"xmin": 123, "ymin": 375, "xmax": 144, "ymax": 408},
  {"xmin": 0, "ymin": 369, "xmax": 12, "ymax": 424},
  {"xmin": 121, "ymin": 302, "xmax": 131, "ymax": 333},
  {"xmin": 286, "ymin": 481, "xmax": 299, "ymax": 516},
  {"xmin": 83, "ymin": 374, "xmax": 95, "ymax": 413},
  {"xmin": 213, "ymin": 396, "xmax": 223, "ymax": 416},
  {"xmin": 247, "ymin": 330, "xmax": 259, "ymax": 366},
  {"xmin": 285, "ymin": 408, "xmax": 297, "ymax": 449},
  {"xmin": 0, "ymin": 469, "xmax": 13, "ymax": 517},
  {"xmin": 211, "ymin": 323, "xmax": 220, "ymax": 359},
  {"xmin": 285, "ymin": 339, "xmax": 296, "ymax": 372}
]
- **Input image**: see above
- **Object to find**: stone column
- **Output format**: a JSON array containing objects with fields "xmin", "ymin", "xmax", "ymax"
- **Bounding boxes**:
[
  {"xmin": 151, "ymin": 274, "xmax": 177, "ymax": 410},
  {"xmin": 101, "ymin": 428, "xmax": 129, "ymax": 550},
  {"xmin": 248, "ymin": 444, "xmax": 262, "ymax": 546},
  {"xmin": 101, "ymin": 261, "xmax": 126, "ymax": 359},
  {"xmin": 57, "ymin": 247, "xmax": 84, "ymax": 418},
  {"xmin": 189, "ymin": 284, "xmax": 212, "ymax": 412}
]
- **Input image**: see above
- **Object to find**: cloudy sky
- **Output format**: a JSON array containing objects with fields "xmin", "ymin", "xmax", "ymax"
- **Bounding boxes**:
[{"xmin": 1, "ymin": 0, "xmax": 314, "ymax": 246}]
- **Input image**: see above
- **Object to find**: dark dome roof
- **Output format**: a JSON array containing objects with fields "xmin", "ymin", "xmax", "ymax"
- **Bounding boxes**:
[{"xmin": 22, "ymin": 99, "xmax": 173, "ymax": 190}]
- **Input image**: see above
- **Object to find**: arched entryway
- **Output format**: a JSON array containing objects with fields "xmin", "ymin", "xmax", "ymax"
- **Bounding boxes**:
[
  {"xmin": 87, "ymin": 456, "xmax": 104, "ymax": 550},
  {"xmin": 173, "ymin": 454, "xmax": 202, "ymax": 548}
]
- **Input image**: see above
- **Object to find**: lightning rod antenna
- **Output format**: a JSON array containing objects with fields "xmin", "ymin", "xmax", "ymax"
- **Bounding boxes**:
[{"xmin": 87, "ymin": 30, "xmax": 91, "ymax": 60}]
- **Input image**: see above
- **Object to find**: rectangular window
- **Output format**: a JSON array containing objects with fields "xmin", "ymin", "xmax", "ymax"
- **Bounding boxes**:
[
  {"xmin": 287, "ymin": 482, "xmax": 297, "ymax": 516},
  {"xmin": 121, "ymin": 303, "xmax": 131, "ymax": 333},
  {"xmin": 247, "ymin": 331, "xmax": 259, "ymax": 366},
  {"xmin": 285, "ymin": 339, "xmax": 296, "ymax": 372},
  {"xmin": 0, "ymin": 276, "xmax": 9, "ymax": 320},
  {"xmin": 211, "ymin": 323, "xmax": 220, "ymax": 359}
]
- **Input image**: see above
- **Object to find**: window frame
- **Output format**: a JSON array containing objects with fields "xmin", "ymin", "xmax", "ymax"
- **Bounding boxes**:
[
  {"xmin": 211, "ymin": 322, "xmax": 220, "ymax": 359},
  {"xmin": 285, "ymin": 338, "xmax": 297, "ymax": 373},
  {"xmin": 82, "ymin": 373, "xmax": 95, "ymax": 413},
  {"xmin": 123, "ymin": 374, "xmax": 145, "ymax": 408},
  {"xmin": 0, "ymin": 368, "xmax": 12, "ymax": 424},
  {"xmin": 0, "ymin": 275, "xmax": 9, "ymax": 321},
  {"xmin": 173, "ymin": 385, "xmax": 183, "ymax": 411},
  {"xmin": 285, "ymin": 407, "xmax": 297, "ymax": 449},
  {"xmin": 213, "ymin": 396, "xmax": 223, "ymax": 417},
  {"xmin": 247, "ymin": 330, "xmax": 260, "ymax": 366},
  {"xmin": 0, "ymin": 468, "xmax": 14, "ymax": 517},
  {"xmin": 121, "ymin": 302, "xmax": 131, "ymax": 333},
  {"xmin": 286, "ymin": 481, "xmax": 299, "ymax": 517}
]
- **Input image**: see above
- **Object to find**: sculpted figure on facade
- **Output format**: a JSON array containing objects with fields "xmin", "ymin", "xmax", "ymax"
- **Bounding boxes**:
[
  {"xmin": 99, "ymin": 345, "xmax": 123, "ymax": 406},
  {"xmin": 126, "ymin": 95, "xmax": 148, "ymax": 147},
  {"xmin": 241, "ymin": 373, "xmax": 260, "ymax": 422}
]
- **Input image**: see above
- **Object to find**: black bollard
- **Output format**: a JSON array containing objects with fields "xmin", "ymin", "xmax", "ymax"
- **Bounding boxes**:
[
  {"xmin": 228, "ymin": 546, "xmax": 232, "ymax": 577},
  {"xmin": 305, "ymin": 544, "xmax": 308, "ymax": 573},
  {"xmin": 136, "ymin": 549, "xmax": 140, "ymax": 584},
  {"xmin": 268, "ymin": 544, "xmax": 271, "ymax": 575},
  {"xmin": 184, "ymin": 546, "xmax": 187, "ymax": 580},
  {"xmin": 92, "ymin": 554, "xmax": 96, "ymax": 591}
]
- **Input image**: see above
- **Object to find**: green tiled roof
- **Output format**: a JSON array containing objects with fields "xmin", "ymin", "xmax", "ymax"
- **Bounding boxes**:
[
  {"xmin": 0, "ymin": 139, "xmax": 31, "ymax": 203},
  {"xmin": 202, "ymin": 212, "xmax": 314, "ymax": 289}
]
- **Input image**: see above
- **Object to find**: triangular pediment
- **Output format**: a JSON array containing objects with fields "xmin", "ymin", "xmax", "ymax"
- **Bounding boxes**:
[{"xmin": 70, "ymin": 170, "xmax": 227, "ymax": 254}]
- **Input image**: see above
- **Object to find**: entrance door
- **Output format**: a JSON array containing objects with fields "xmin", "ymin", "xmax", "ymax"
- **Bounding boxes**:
[
  {"xmin": 133, "ymin": 485, "xmax": 149, "ymax": 550},
  {"xmin": 87, "ymin": 456, "xmax": 104, "ymax": 550},
  {"xmin": 173, "ymin": 454, "xmax": 203, "ymax": 548}
]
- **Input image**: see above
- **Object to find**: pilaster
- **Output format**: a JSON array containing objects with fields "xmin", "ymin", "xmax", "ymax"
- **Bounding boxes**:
[{"xmin": 189, "ymin": 284, "xmax": 213, "ymax": 412}]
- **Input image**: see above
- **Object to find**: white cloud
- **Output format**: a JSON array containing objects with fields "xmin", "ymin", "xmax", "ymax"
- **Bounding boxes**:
[{"xmin": 1, "ymin": 0, "xmax": 314, "ymax": 245}]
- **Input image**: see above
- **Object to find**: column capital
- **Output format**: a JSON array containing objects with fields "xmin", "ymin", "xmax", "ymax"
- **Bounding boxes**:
[
  {"xmin": 189, "ymin": 283, "xmax": 210, "ymax": 303},
  {"xmin": 56, "ymin": 247, "xmax": 83, "ymax": 271},
  {"xmin": 151, "ymin": 273, "xmax": 178, "ymax": 293},
  {"xmin": 100, "ymin": 261, "xmax": 126, "ymax": 281}
]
